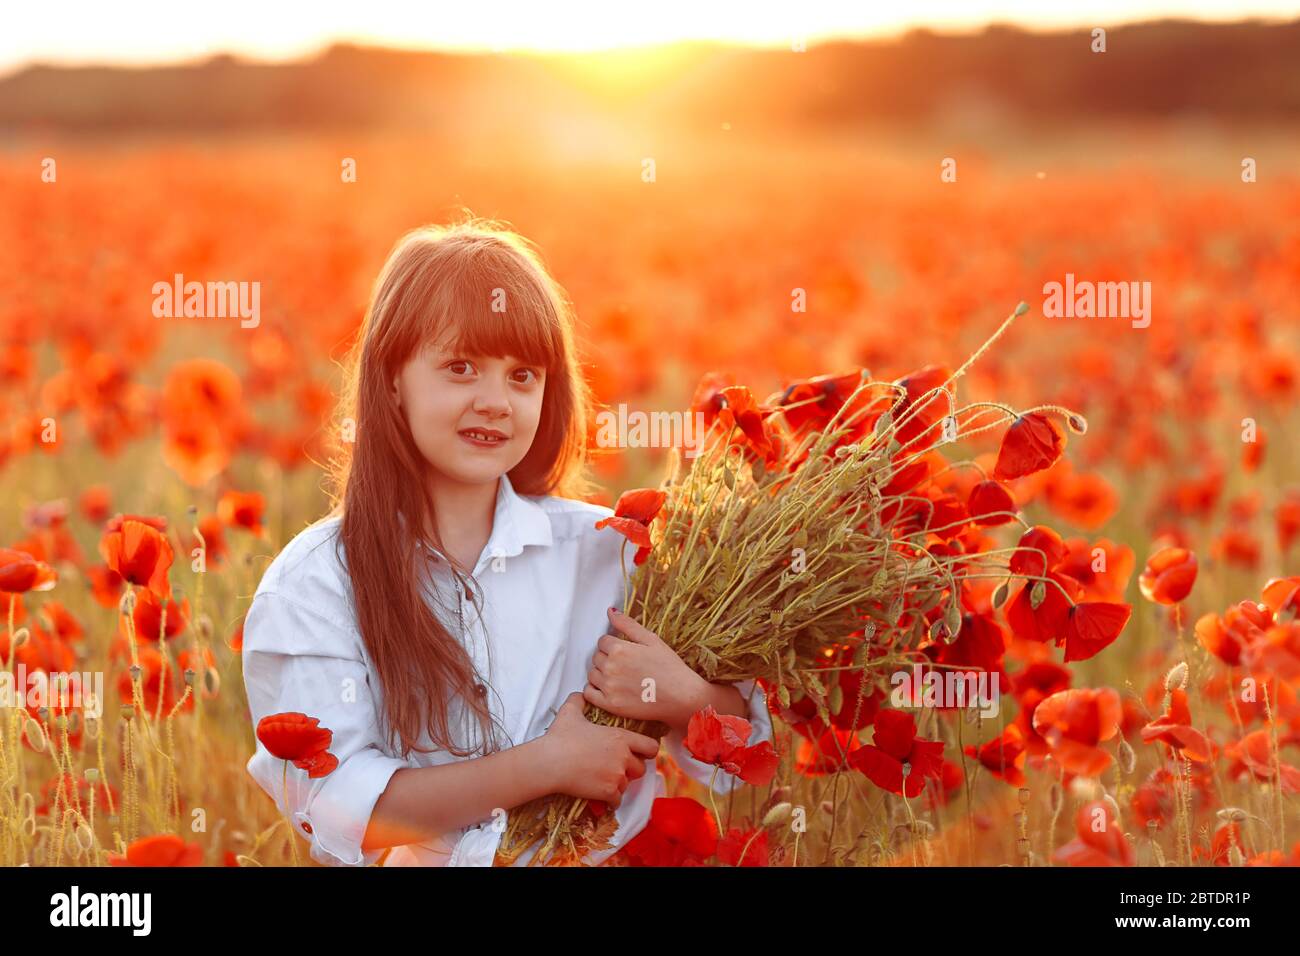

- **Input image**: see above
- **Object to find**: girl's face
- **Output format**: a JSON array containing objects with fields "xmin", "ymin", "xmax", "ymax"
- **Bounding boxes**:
[{"xmin": 392, "ymin": 332, "xmax": 547, "ymax": 489}]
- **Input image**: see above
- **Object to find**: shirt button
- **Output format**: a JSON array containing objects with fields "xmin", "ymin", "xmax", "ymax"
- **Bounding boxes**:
[
  {"xmin": 301, "ymin": 821, "xmax": 313, "ymax": 834},
  {"xmin": 474, "ymin": 683, "xmax": 487, "ymax": 697}
]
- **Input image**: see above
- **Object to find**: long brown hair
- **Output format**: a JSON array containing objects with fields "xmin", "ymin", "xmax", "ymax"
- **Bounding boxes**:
[{"xmin": 325, "ymin": 215, "xmax": 594, "ymax": 759}]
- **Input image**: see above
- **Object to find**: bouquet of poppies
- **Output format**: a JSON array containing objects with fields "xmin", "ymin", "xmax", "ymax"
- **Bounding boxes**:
[{"xmin": 494, "ymin": 303, "xmax": 1129, "ymax": 866}]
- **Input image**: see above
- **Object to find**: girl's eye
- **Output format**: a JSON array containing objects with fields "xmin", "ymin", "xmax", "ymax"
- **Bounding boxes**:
[
  {"xmin": 446, "ymin": 360, "xmax": 475, "ymax": 376},
  {"xmin": 512, "ymin": 367, "xmax": 540, "ymax": 385}
]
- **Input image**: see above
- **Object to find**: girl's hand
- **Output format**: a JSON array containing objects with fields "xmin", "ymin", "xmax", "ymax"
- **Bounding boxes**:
[
  {"xmin": 541, "ymin": 692, "xmax": 660, "ymax": 807},
  {"xmin": 584, "ymin": 608, "xmax": 711, "ymax": 732}
]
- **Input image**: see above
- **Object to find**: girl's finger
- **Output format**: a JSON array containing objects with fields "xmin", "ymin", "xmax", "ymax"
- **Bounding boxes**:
[
  {"xmin": 592, "ymin": 649, "xmax": 608, "ymax": 669},
  {"xmin": 607, "ymin": 608, "xmax": 656, "ymax": 644},
  {"xmin": 586, "ymin": 666, "xmax": 606, "ymax": 690}
]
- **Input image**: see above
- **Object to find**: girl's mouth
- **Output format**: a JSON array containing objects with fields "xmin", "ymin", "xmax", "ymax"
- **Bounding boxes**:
[{"xmin": 459, "ymin": 429, "xmax": 509, "ymax": 448}]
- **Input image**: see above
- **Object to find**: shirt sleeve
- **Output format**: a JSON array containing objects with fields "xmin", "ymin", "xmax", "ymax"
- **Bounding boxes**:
[
  {"xmin": 661, "ymin": 678, "xmax": 775, "ymax": 796},
  {"xmin": 242, "ymin": 590, "xmax": 409, "ymax": 867}
]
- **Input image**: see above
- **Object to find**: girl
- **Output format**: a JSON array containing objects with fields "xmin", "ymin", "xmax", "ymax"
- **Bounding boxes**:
[{"xmin": 242, "ymin": 218, "xmax": 773, "ymax": 867}]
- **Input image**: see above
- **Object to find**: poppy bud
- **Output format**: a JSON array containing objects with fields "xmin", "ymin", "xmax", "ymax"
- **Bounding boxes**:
[
  {"xmin": 1164, "ymin": 661, "xmax": 1188, "ymax": 692},
  {"xmin": 1102, "ymin": 794, "xmax": 1121, "ymax": 821},
  {"xmin": 197, "ymin": 616, "xmax": 214, "ymax": 641},
  {"xmin": 761, "ymin": 802, "xmax": 793, "ymax": 828},
  {"xmin": 23, "ymin": 716, "xmax": 47, "ymax": 752},
  {"xmin": 1217, "ymin": 807, "xmax": 1249, "ymax": 823},
  {"xmin": 12, "ymin": 627, "xmax": 29, "ymax": 648},
  {"xmin": 84, "ymin": 767, "xmax": 99, "ymax": 783},
  {"xmin": 1117, "ymin": 739, "xmax": 1136, "ymax": 774},
  {"xmin": 120, "ymin": 589, "xmax": 136, "ymax": 615},
  {"xmin": 1066, "ymin": 413, "xmax": 1088, "ymax": 435}
]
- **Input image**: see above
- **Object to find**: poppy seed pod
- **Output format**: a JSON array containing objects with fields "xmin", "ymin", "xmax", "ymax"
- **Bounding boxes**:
[{"xmin": 12, "ymin": 626, "xmax": 30, "ymax": 648}]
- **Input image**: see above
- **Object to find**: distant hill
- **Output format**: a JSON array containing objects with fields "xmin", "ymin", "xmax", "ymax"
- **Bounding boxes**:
[{"xmin": 2, "ymin": 19, "xmax": 1298, "ymax": 134}]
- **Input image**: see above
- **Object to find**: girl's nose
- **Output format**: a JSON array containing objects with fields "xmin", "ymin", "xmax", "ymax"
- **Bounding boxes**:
[{"xmin": 472, "ymin": 378, "xmax": 513, "ymax": 417}]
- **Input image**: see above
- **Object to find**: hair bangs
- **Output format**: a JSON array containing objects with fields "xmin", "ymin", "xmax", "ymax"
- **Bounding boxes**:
[{"xmin": 422, "ymin": 251, "xmax": 564, "ymax": 374}]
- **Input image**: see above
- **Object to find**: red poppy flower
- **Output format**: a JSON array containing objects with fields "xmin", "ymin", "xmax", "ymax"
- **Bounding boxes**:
[
  {"xmin": 107, "ymin": 833, "xmax": 203, "ymax": 867},
  {"xmin": 129, "ymin": 588, "xmax": 191, "ymax": 642},
  {"xmin": 717, "ymin": 824, "xmax": 770, "ymax": 866},
  {"xmin": 1140, "ymin": 688, "xmax": 1213, "ymax": 762},
  {"xmin": 190, "ymin": 514, "xmax": 229, "ymax": 568},
  {"xmin": 1006, "ymin": 570, "xmax": 1080, "ymax": 645},
  {"xmin": 594, "ymin": 488, "xmax": 666, "ymax": 564},
  {"xmin": 99, "ymin": 518, "xmax": 173, "ymax": 598},
  {"xmin": 716, "ymin": 385, "xmax": 777, "ymax": 461},
  {"xmin": 967, "ymin": 480, "xmax": 1016, "ymax": 526},
  {"xmin": 1054, "ymin": 537, "xmax": 1135, "ymax": 603},
  {"xmin": 79, "ymin": 485, "xmax": 112, "ymax": 524},
  {"xmin": 1009, "ymin": 526, "xmax": 1068, "ymax": 577},
  {"xmin": 1138, "ymin": 547, "xmax": 1198, "ymax": 605},
  {"xmin": 1054, "ymin": 800, "xmax": 1133, "ymax": 866},
  {"xmin": 34, "ymin": 772, "xmax": 119, "ymax": 817},
  {"xmin": 256, "ymin": 712, "xmax": 338, "ymax": 777},
  {"xmin": 217, "ymin": 490, "xmax": 266, "ymax": 536},
  {"xmin": 964, "ymin": 724, "xmax": 1027, "ymax": 787},
  {"xmin": 1031, "ymin": 687, "xmax": 1122, "ymax": 777},
  {"xmin": 847, "ymin": 708, "xmax": 945, "ymax": 797},
  {"xmin": 621, "ymin": 796, "xmax": 718, "ymax": 866},
  {"xmin": 0, "ymin": 547, "xmax": 57, "ymax": 593},
  {"xmin": 993, "ymin": 413, "xmax": 1066, "ymax": 481},
  {"xmin": 1062, "ymin": 601, "xmax": 1131, "ymax": 662},
  {"xmin": 683, "ymin": 705, "xmax": 778, "ymax": 786},
  {"xmin": 1225, "ymin": 729, "xmax": 1300, "ymax": 792}
]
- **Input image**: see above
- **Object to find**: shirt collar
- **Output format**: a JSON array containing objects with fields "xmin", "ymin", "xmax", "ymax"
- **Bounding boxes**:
[{"xmin": 490, "ymin": 472, "xmax": 554, "ymax": 557}]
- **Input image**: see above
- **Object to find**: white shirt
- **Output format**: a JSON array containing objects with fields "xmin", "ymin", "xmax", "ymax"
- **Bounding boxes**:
[{"xmin": 242, "ymin": 472, "xmax": 774, "ymax": 866}]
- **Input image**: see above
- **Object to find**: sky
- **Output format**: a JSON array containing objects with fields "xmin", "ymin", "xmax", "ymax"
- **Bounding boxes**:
[{"xmin": 3, "ymin": 0, "xmax": 1297, "ymax": 74}]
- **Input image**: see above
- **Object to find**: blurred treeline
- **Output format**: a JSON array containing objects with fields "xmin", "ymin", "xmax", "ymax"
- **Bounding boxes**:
[{"xmin": 1, "ymin": 19, "xmax": 1298, "ymax": 135}]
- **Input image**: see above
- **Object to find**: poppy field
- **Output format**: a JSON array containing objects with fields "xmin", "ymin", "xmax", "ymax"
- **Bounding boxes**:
[{"xmin": 2, "ymin": 123, "xmax": 1299, "ymax": 868}]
